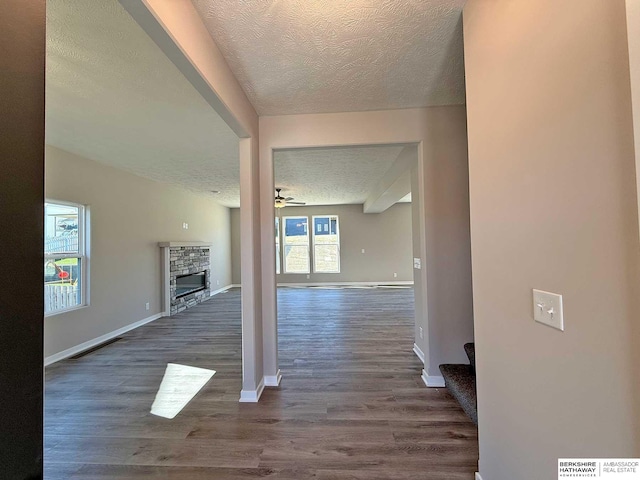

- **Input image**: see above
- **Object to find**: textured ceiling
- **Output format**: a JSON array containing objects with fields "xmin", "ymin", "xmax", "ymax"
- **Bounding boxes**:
[
  {"xmin": 274, "ymin": 145, "xmax": 406, "ymax": 206},
  {"xmin": 46, "ymin": 0, "xmax": 241, "ymax": 207},
  {"xmin": 47, "ymin": 0, "xmax": 429, "ymax": 208},
  {"xmin": 191, "ymin": 0, "xmax": 467, "ymax": 115}
]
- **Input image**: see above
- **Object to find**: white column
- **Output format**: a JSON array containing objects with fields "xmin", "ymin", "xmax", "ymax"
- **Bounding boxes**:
[
  {"xmin": 239, "ymin": 137, "xmax": 265, "ymax": 402},
  {"xmin": 261, "ymin": 146, "xmax": 280, "ymax": 386}
]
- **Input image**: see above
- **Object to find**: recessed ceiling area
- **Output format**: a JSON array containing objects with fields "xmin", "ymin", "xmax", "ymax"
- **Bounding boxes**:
[
  {"xmin": 274, "ymin": 145, "xmax": 411, "ymax": 206},
  {"xmin": 191, "ymin": 0, "xmax": 466, "ymax": 115},
  {"xmin": 46, "ymin": 0, "xmax": 241, "ymax": 207}
]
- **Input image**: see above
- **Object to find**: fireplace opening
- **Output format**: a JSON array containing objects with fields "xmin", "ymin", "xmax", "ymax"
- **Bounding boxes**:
[{"xmin": 175, "ymin": 271, "xmax": 206, "ymax": 298}]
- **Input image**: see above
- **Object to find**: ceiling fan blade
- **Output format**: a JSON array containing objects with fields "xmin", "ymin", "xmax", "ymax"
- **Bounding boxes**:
[
  {"xmin": 286, "ymin": 201, "xmax": 306, "ymax": 205},
  {"xmin": 284, "ymin": 197, "xmax": 294, "ymax": 201}
]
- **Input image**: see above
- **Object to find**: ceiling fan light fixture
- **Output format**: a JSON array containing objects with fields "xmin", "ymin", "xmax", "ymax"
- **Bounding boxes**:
[{"xmin": 274, "ymin": 187, "xmax": 305, "ymax": 208}]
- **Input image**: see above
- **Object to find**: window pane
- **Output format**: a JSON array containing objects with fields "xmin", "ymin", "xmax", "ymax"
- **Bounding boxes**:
[
  {"xmin": 284, "ymin": 217, "xmax": 308, "ymax": 240},
  {"xmin": 284, "ymin": 245, "xmax": 310, "ymax": 273},
  {"xmin": 315, "ymin": 217, "xmax": 328, "ymax": 234},
  {"xmin": 314, "ymin": 244, "xmax": 340, "ymax": 273},
  {"xmin": 283, "ymin": 217, "xmax": 309, "ymax": 273},
  {"xmin": 314, "ymin": 218, "xmax": 338, "ymax": 245},
  {"xmin": 44, "ymin": 257, "xmax": 82, "ymax": 313},
  {"xmin": 313, "ymin": 216, "xmax": 340, "ymax": 273},
  {"xmin": 45, "ymin": 203, "xmax": 79, "ymax": 254}
]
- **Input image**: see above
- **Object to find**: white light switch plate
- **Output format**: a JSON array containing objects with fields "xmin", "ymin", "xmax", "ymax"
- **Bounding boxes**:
[{"xmin": 532, "ymin": 289, "xmax": 564, "ymax": 331}]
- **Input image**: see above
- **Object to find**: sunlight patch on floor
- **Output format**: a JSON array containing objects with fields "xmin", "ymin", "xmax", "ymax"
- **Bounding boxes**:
[{"xmin": 150, "ymin": 363, "xmax": 215, "ymax": 419}]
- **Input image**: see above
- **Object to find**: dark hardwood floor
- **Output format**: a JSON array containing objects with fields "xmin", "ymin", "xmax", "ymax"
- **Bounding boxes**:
[{"xmin": 45, "ymin": 287, "xmax": 478, "ymax": 479}]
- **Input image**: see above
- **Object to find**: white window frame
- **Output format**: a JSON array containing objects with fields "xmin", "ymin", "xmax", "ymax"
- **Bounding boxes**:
[
  {"xmin": 44, "ymin": 199, "xmax": 89, "ymax": 316},
  {"xmin": 312, "ymin": 215, "xmax": 341, "ymax": 274},
  {"xmin": 282, "ymin": 215, "xmax": 310, "ymax": 274}
]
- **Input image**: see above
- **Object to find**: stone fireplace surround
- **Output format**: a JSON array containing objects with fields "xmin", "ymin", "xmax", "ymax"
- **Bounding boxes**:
[{"xmin": 159, "ymin": 242, "xmax": 211, "ymax": 316}]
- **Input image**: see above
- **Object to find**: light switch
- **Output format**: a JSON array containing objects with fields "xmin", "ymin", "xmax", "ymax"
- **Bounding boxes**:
[
  {"xmin": 413, "ymin": 258, "xmax": 421, "ymax": 269},
  {"xmin": 532, "ymin": 289, "xmax": 564, "ymax": 331}
]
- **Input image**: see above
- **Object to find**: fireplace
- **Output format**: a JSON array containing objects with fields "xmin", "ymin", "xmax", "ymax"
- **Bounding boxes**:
[
  {"xmin": 176, "ymin": 271, "xmax": 206, "ymax": 298},
  {"xmin": 159, "ymin": 242, "xmax": 211, "ymax": 315}
]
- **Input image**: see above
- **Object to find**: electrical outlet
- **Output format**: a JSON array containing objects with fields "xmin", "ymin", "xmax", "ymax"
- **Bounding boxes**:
[
  {"xmin": 182, "ymin": 222, "xmax": 189, "ymax": 230},
  {"xmin": 216, "ymin": 280, "xmax": 220, "ymax": 286},
  {"xmin": 361, "ymin": 249, "xmax": 365, "ymax": 254},
  {"xmin": 393, "ymin": 272, "xmax": 398, "ymax": 278},
  {"xmin": 306, "ymin": 274, "xmax": 310, "ymax": 279},
  {"xmin": 413, "ymin": 258, "xmax": 421, "ymax": 269},
  {"xmin": 419, "ymin": 327, "xmax": 423, "ymax": 339},
  {"xmin": 145, "ymin": 302, "xmax": 150, "ymax": 311}
]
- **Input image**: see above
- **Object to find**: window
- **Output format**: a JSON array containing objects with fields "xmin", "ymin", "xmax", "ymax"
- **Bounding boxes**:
[
  {"xmin": 283, "ymin": 216, "xmax": 309, "ymax": 273},
  {"xmin": 275, "ymin": 217, "xmax": 281, "ymax": 275},
  {"xmin": 313, "ymin": 215, "xmax": 340, "ymax": 273},
  {"xmin": 44, "ymin": 201, "xmax": 88, "ymax": 315}
]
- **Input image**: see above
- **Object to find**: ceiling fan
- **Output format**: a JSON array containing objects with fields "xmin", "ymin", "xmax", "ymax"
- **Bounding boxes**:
[{"xmin": 275, "ymin": 188, "xmax": 305, "ymax": 208}]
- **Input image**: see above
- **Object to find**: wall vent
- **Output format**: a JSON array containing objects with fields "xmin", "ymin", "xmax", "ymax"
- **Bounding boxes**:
[{"xmin": 69, "ymin": 337, "xmax": 123, "ymax": 359}]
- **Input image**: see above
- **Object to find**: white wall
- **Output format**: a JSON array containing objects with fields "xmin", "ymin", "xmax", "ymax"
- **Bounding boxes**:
[
  {"xmin": 464, "ymin": 1, "xmax": 640, "ymax": 478},
  {"xmin": 45, "ymin": 145, "xmax": 232, "ymax": 358},
  {"xmin": 231, "ymin": 203, "xmax": 413, "ymax": 284},
  {"xmin": 421, "ymin": 107, "xmax": 474, "ymax": 377},
  {"xmin": 410, "ymin": 162, "xmax": 427, "ymax": 361},
  {"xmin": 120, "ymin": 0, "xmax": 265, "ymax": 398},
  {"xmin": 625, "ymin": 1, "xmax": 640, "ymax": 460},
  {"xmin": 628, "ymin": 0, "xmax": 640, "ymax": 243},
  {"xmin": 259, "ymin": 106, "xmax": 474, "ymax": 387}
]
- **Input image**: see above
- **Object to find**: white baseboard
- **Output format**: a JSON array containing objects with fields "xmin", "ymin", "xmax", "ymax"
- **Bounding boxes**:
[
  {"xmin": 413, "ymin": 343, "xmax": 425, "ymax": 363},
  {"xmin": 277, "ymin": 281, "xmax": 414, "ymax": 287},
  {"xmin": 44, "ymin": 312, "xmax": 163, "ymax": 366},
  {"xmin": 475, "ymin": 473, "xmax": 483, "ymax": 480},
  {"xmin": 264, "ymin": 370, "xmax": 282, "ymax": 387},
  {"xmin": 225, "ymin": 283, "xmax": 411, "ymax": 289},
  {"xmin": 421, "ymin": 369, "xmax": 445, "ymax": 388},
  {"xmin": 239, "ymin": 377, "xmax": 265, "ymax": 403},
  {"xmin": 223, "ymin": 283, "xmax": 411, "ymax": 289},
  {"xmin": 209, "ymin": 284, "xmax": 233, "ymax": 296}
]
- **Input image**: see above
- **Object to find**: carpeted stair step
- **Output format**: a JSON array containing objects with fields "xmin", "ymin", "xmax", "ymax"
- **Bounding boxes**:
[
  {"xmin": 464, "ymin": 342, "xmax": 475, "ymax": 371},
  {"xmin": 439, "ymin": 364, "xmax": 477, "ymax": 424}
]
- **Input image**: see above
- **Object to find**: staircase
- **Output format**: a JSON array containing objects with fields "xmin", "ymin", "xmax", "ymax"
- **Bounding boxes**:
[{"xmin": 439, "ymin": 343, "xmax": 477, "ymax": 424}]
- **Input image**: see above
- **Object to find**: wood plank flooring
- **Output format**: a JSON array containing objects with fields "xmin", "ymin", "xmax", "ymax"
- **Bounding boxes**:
[{"xmin": 45, "ymin": 287, "xmax": 478, "ymax": 479}]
